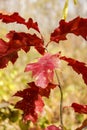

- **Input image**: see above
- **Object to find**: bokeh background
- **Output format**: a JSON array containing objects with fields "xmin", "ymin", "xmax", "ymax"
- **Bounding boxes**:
[{"xmin": 0, "ymin": 0, "xmax": 87, "ymax": 130}]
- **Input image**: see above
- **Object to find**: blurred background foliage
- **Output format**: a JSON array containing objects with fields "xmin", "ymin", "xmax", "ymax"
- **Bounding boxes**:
[{"xmin": 0, "ymin": 0, "xmax": 87, "ymax": 130}]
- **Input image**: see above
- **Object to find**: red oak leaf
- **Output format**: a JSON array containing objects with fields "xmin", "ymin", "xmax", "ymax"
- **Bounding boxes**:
[
  {"xmin": 0, "ymin": 39, "xmax": 19, "ymax": 68},
  {"xmin": 0, "ymin": 12, "xmax": 40, "ymax": 32},
  {"xmin": 14, "ymin": 82, "xmax": 56, "ymax": 122},
  {"xmin": 45, "ymin": 125, "xmax": 61, "ymax": 130},
  {"xmin": 71, "ymin": 103, "xmax": 87, "ymax": 114},
  {"xmin": 51, "ymin": 17, "xmax": 87, "ymax": 43},
  {"xmin": 25, "ymin": 53, "xmax": 60, "ymax": 88},
  {"xmin": 0, "ymin": 31, "xmax": 44, "ymax": 68},
  {"xmin": 14, "ymin": 85, "xmax": 44, "ymax": 122},
  {"xmin": 60, "ymin": 56, "xmax": 87, "ymax": 85},
  {"xmin": 26, "ymin": 18, "xmax": 40, "ymax": 32},
  {"xmin": 28, "ymin": 82, "xmax": 57, "ymax": 98},
  {"xmin": 7, "ymin": 31, "xmax": 45, "ymax": 54}
]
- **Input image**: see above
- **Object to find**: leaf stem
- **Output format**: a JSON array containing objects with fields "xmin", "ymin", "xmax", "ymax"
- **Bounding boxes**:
[
  {"xmin": 45, "ymin": 40, "xmax": 51, "ymax": 48},
  {"xmin": 45, "ymin": 44, "xmax": 64, "ymax": 128},
  {"xmin": 55, "ymin": 70, "xmax": 64, "ymax": 129}
]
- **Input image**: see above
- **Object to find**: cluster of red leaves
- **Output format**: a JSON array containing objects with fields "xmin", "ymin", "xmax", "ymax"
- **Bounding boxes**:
[
  {"xmin": 15, "ymin": 52, "xmax": 59, "ymax": 122},
  {"xmin": 0, "ymin": 31, "xmax": 44, "ymax": 68},
  {"xmin": 0, "ymin": 12, "xmax": 87, "ymax": 126},
  {"xmin": 0, "ymin": 13, "xmax": 45, "ymax": 68}
]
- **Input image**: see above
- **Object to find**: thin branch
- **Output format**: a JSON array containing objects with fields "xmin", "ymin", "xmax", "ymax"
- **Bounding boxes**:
[
  {"xmin": 45, "ymin": 40, "xmax": 51, "ymax": 48},
  {"xmin": 45, "ymin": 44, "xmax": 64, "ymax": 129},
  {"xmin": 55, "ymin": 70, "xmax": 64, "ymax": 129}
]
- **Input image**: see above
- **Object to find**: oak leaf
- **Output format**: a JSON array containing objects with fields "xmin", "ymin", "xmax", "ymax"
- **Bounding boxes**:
[
  {"xmin": 28, "ymin": 82, "xmax": 57, "ymax": 98},
  {"xmin": 51, "ymin": 17, "xmax": 87, "ymax": 43},
  {"xmin": 25, "ymin": 53, "xmax": 60, "ymax": 88},
  {"xmin": 0, "ymin": 31, "xmax": 44, "ymax": 68},
  {"xmin": 14, "ymin": 82, "xmax": 56, "ymax": 122},
  {"xmin": 71, "ymin": 103, "xmax": 87, "ymax": 114},
  {"xmin": 61, "ymin": 56, "xmax": 87, "ymax": 85},
  {"xmin": 0, "ymin": 12, "xmax": 40, "ymax": 32},
  {"xmin": 14, "ymin": 84, "xmax": 44, "ymax": 122}
]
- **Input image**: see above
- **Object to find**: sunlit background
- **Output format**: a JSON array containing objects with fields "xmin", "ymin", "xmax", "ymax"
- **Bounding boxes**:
[{"xmin": 0, "ymin": 0, "xmax": 87, "ymax": 130}]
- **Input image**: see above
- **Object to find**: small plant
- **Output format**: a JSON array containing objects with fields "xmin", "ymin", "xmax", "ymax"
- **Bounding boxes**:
[{"xmin": 0, "ymin": 10, "xmax": 87, "ymax": 130}]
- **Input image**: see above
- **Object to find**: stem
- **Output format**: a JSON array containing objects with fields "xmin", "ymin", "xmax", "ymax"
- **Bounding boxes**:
[
  {"xmin": 55, "ymin": 70, "xmax": 64, "ymax": 128},
  {"xmin": 45, "ymin": 43, "xmax": 64, "ymax": 128},
  {"xmin": 45, "ymin": 40, "xmax": 51, "ymax": 48}
]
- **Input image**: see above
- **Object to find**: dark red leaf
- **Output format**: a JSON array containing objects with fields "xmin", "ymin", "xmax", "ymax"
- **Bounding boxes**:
[
  {"xmin": 0, "ymin": 31, "xmax": 44, "ymax": 68},
  {"xmin": 28, "ymin": 82, "xmax": 57, "ymax": 98},
  {"xmin": 14, "ymin": 82, "xmax": 56, "ymax": 122},
  {"xmin": 26, "ymin": 18, "xmax": 40, "ymax": 32},
  {"xmin": 14, "ymin": 85, "xmax": 44, "ymax": 122},
  {"xmin": 0, "ymin": 38, "xmax": 19, "ymax": 68},
  {"xmin": 25, "ymin": 53, "xmax": 60, "ymax": 88},
  {"xmin": 61, "ymin": 56, "xmax": 87, "ymax": 85},
  {"xmin": 45, "ymin": 125, "xmax": 61, "ymax": 130},
  {"xmin": 7, "ymin": 31, "xmax": 45, "ymax": 54},
  {"xmin": 51, "ymin": 17, "xmax": 87, "ymax": 43},
  {"xmin": 71, "ymin": 103, "xmax": 87, "ymax": 114},
  {"xmin": 0, "ymin": 12, "xmax": 40, "ymax": 32}
]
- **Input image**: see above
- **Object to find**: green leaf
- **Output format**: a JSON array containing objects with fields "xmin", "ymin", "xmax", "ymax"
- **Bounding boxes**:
[
  {"xmin": 19, "ymin": 119, "xmax": 30, "ymax": 130},
  {"xmin": 9, "ymin": 110, "xmax": 19, "ymax": 122},
  {"xmin": 62, "ymin": 0, "xmax": 69, "ymax": 20}
]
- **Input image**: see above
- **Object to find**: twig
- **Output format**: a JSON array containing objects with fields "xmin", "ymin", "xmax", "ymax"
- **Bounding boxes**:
[{"xmin": 55, "ymin": 70, "xmax": 64, "ymax": 129}]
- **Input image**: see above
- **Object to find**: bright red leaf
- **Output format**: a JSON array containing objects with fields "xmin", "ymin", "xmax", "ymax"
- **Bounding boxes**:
[
  {"xmin": 71, "ymin": 103, "xmax": 87, "ymax": 114},
  {"xmin": 51, "ymin": 17, "xmax": 87, "ymax": 43},
  {"xmin": 60, "ymin": 56, "xmax": 87, "ymax": 85},
  {"xmin": 0, "ymin": 12, "xmax": 40, "ymax": 32},
  {"xmin": 14, "ymin": 84, "xmax": 44, "ymax": 122},
  {"xmin": 45, "ymin": 125, "xmax": 61, "ymax": 130},
  {"xmin": 25, "ymin": 53, "xmax": 60, "ymax": 88},
  {"xmin": 0, "ymin": 31, "xmax": 44, "ymax": 68}
]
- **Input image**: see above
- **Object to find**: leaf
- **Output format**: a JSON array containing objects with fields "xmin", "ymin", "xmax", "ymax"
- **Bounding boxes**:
[
  {"xmin": 62, "ymin": 0, "xmax": 69, "ymax": 20},
  {"xmin": 28, "ymin": 82, "xmax": 57, "ymax": 98},
  {"xmin": 14, "ymin": 82, "xmax": 56, "ymax": 122},
  {"xmin": 60, "ymin": 56, "xmax": 87, "ymax": 85},
  {"xmin": 14, "ymin": 84, "xmax": 44, "ymax": 122},
  {"xmin": 25, "ymin": 53, "xmax": 60, "ymax": 88},
  {"xmin": 7, "ymin": 31, "xmax": 45, "ymax": 54},
  {"xmin": 75, "ymin": 119, "xmax": 87, "ymax": 130},
  {"xmin": 0, "ymin": 12, "xmax": 40, "ymax": 32},
  {"xmin": 71, "ymin": 103, "xmax": 87, "ymax": 114},
  {"xmin": 0, "ymin": 31, "xmax": 45, "ymax": 68},
  {"xmin": 27, "ymin": 18, "xmax": 40, "ymax": 32},
  {"xmin": 45, "ymin": 125, "xmax": 61, "ymax": 130},
  {"xmin": 51, "ymin": 17, "xmax": 87, "ymax": 43}
]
